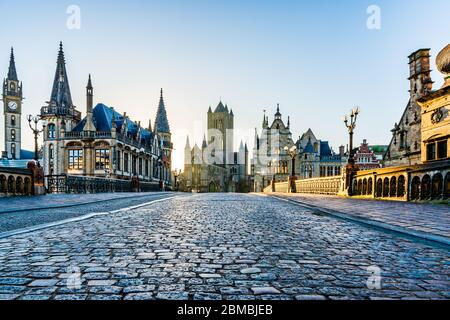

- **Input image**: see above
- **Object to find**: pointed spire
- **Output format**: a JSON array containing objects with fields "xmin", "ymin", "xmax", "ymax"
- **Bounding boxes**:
[
  {"xmin": 202, "ymin": 134, "xmax": 208, "ymax": 149},
  {"xmin": 154, "ymin": 88, "xmax": 171, "ymax": 133},
  {"xmin": 83, "ymin": 74, "xmax": 96, "ymax": 132},
  {"xmin": 50, "ymin": 42, "xmax": 73, "ymax": 108},
  {"xmin": 7, "ymin": 47, "xmax": 18, "ymax": 81},
  {"xmin": 87, "ymin": 73, "xmax": 93, "ymax": 89}
]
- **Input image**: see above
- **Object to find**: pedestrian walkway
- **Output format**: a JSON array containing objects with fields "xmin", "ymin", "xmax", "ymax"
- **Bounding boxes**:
[
  {"xmin": 267, "ymin": 193, "xmax": 450, "ymax": 246},
  {"xmin": 0, "ymin": 192, "xmax": 171, "ymax": 214}
]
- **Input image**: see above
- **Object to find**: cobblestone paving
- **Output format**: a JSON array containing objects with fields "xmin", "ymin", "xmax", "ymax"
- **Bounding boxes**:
[
  {"xmin": 0, "ymin": 193, "xmax": 448, "ymax": 300},
  {"xmin": 0, "ymin": 192, "xmax": 174, "ymax": 233},
  {"xmin": 270, "ymin": 193, "xmax": 450, "ymax": 239}
]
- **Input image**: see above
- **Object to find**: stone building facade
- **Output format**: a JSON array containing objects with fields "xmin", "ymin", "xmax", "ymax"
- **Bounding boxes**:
[
  {"xmin": 180, "ymin": 102, "xmax": 249, "ymax": 192},
  {"xmin": 252, "ymin": 106, "xmax": 346, "ymax": 192},
  {"xmin": 354, "ymin": 139, "xmax": 382, "ymax": 170},
  {"xmin": 384, "ymin": 49, "xmax": 434, "ymax": 166},
  {"xmin": 1, "ymin": 48, "xmax": 34, "ymax": 167},
  {"xmin": 40, "ymin": 43, "xmax": 172, "ymax": 186}
]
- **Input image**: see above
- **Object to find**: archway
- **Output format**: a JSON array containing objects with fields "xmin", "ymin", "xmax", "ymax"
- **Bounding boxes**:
[
  {"xmin": 383, "ymin": 177, "xmax": 389, "ymax": 197},
  {"xmin": 24, "ymin": 178, "xmax": 31, "ymax": 195},
  {"xmin": 431, "ymin": 173, "xmax": 443, "ymax": 199},
  {"xmin": 421, "ymin": 175, "xmax": 431, "ymax": 200},
  {"xmin": 411, "ymin": 176, "xmax": 421, "ymax": 200},
  {"xmin": 357, "ymin": 180, "xmax": 362, "ymax": 195},
  {"xmin": 376, "ymin": 178, "xmax": 382, "ymax": 197},
  {"xmin": 7, "ymin": 176, "xmax": 15, "ymax": 193},
  {"xmin": 0, "ymin": 175, "xmax": 6, "ymax": 193},
  {"xmin": 362, "ymin": 179, "xmax": 368, "ymax": 195},
  {"xmin": 390, "ymin": 177, "xmax": 397, "ymax": 197},
  {"xmin": 367, "ymin": 178, "xmax": 373, "ymax": 195},
  {"xmin": 397, "ymin": 175, "xmax": 406, "ymax": 197},
  {"xmin": 208, "ymin": 181, "xmax": 218, "ymax": 193},
  {"xmin": 444, "ymin": 173, "xmax": 450, "ymax": 199},
  {"xmin": 16, "ymin": 177, "xmax": 24, "ymax": 194}
]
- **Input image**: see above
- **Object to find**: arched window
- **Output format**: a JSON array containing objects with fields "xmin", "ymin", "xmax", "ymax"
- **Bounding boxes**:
[
  {"xmin": 11, "ymin": 115, "xmax": 16, "ymax": 126},
  {"xmin": 48, "ymin": 123, "xmax": 56, "ymax": 139},
  {"xmin": 49, "ymin": 144, "xmax": 54, "ymax": 160},
  {"xmin": 11, "ymin": 143, "xmax": 16, "ymax": 158}
]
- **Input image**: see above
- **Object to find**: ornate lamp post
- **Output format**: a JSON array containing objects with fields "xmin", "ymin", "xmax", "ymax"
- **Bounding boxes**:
[
  {"xmin": 342, "ymin": 107, "xmax": 360, "ymax": 164},
  {"xmin": 284, "ymin": 145, "xmax": 297, "ymax": 192},
  {"xmin": 340, "ymin": 107, "xmax": 360, "ymax": 196},
  {"xmin": 27, "ymin": 114, "xmax": 47, "ymax": 161},
  {"xmin": 173, "ymin": 168, "xmax": 181, "ymax": 191}
]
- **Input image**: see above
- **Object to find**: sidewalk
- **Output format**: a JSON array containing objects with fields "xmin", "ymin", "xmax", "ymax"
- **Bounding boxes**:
[
  {"xmin": 0, "ymin": 192, "xmax": 171, "ymax": 214},
  {"xmin": 267, "ymin": 193, "xmax": 450, "ymax": 246}
]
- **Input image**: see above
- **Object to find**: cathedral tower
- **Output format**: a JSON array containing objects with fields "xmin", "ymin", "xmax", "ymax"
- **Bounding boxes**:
[
  {"xmin": 207, "ymin": 101, "xmax": 234, "ymax": 165},
  {"xmin": 41, "ymin": 42, "xmax": 80, "ymax": 175},
  {"xmin": 2, "ymin": 48, "xmax": 23, "ymax": 159},
  {"xmin": 154, "ymin": 89, "xmax": 172, "ymax": 183}
]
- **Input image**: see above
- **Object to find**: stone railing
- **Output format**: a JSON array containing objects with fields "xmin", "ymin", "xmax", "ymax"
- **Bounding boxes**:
[
  {"xmin": 45, "ymin": 174, "xmax": 161, "ymax": 194},
  {"xmin": 295, "ymin": 176, "xmax": 342, "ymax": 195},
  {"xmin": 41, "ymin": 106, "xmax": 82, "ymax": 122},
  {"xmin": 263, "ymin": 160, "xmax": 450, "ymax": 201},
  {"xmin": 0, "ymin": 167, "xmax": 34, "ymax": 196}
]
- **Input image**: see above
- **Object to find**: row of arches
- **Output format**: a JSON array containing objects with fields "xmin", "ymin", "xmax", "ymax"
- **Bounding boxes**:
[
  {"xmin": 0, "ymin": 174, "xmax": 33, "ymax": 195},
  {"xmin": 353, "ymin": 172, "xmax": 449, "ymax": 200},
  {"xmin": 410, "ymin": 173, "xmax": 450, "ymax": 200}
]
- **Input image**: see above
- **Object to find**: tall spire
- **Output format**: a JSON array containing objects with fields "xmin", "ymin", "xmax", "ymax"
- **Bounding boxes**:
[
  {"xmin": 7, "ymin": 47, "xmax": 18, "ymax": 81},
  {"xmin": 50, "ymin": 42, "xmax": 73, "ymax": 108},
  {"xmin": 154, "ymin": 88, "xmax": 170, "ymax": 133},
  {"xmin": 83, "ymin": 74, "xmax": 96, "ymax": 132}
]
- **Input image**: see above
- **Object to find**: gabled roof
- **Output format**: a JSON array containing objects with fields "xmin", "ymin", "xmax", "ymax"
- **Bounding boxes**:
[
  {"xmin": 320, "ymin": 141, "xmax": 332, "ymax": 156},
  {"xmin": 303, "ymin": 139, "xmax": 315, "ymax": 153},
  {"xmin": 49, "ymin": 42, "xmax": 73, "ymax": 108}
]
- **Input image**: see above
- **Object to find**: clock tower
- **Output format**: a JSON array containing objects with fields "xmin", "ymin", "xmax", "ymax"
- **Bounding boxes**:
[{"xmin": 2, "ymin": 48, "xmax": 23, "ymax": 159}]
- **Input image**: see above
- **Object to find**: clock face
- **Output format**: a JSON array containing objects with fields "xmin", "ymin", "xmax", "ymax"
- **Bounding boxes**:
[{"xmin": 8, "ymin": 101, "xmax": 18, "ymax": 111}]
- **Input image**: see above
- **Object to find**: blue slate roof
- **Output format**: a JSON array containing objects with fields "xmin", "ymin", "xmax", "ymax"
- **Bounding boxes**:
[
  {"xmin": 20, "ymin": 149, "xmax": 34, "ymax": 159},
  {"xmin": 303, "ymin": 140, "xmax": 315, "ymax": 153},
  {"xmin": 72, "ymin": 103, "xmax": 154, "ymax": 142},
  {"xmin": 320, "ymin": 141, "xmax": 332, "ymax": 156}
]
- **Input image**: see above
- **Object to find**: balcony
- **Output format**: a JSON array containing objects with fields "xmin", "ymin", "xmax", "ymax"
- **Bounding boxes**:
[{"xmin": 41, "ymin": 106, "xmax": 82, "ymax": 122}]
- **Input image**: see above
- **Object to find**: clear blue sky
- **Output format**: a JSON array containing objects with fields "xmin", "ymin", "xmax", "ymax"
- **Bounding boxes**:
[{"xmin": 1, "ymin": 0, "xmax": 449, "ymax": 170}]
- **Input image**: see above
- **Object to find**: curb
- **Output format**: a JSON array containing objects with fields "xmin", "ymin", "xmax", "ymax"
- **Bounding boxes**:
[
  {"xmin": 0, "ymin": 195, "xmax": 182, "ymax": 239},
  {"xmin": 263, "ymin": 194, "xmax": 450, "ymax": 248},
  {"xmin": 0, "ymin": 192, "xmax": 173, "ymax": 215}
]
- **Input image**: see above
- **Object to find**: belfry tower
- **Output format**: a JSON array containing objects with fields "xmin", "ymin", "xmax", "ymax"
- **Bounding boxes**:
[{"xmin": 2, "ymin": 48, "xmax": 23, "ymax": 159}]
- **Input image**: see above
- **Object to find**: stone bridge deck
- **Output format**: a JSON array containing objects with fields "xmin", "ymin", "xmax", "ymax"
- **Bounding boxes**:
[{"xmin": 266, "ymin": 193, "xmax": 450, "ymax": 245}]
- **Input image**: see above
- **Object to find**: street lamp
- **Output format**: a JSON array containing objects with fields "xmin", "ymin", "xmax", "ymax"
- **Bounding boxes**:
[
  {"xmin": 284, "ymin": 145, "xmax": 297, "ymax": 192},
  {"xmin": 342, "ymin": 107, "xmax": 360, "ymax": 164},
  {"xmin": 284, "ymin": 145, "xmax": 297, "ymax": 177},
  {"xmin": 27, "ymin": 114, "xmax": 47, "ymax": 161},
  {"xmin": 173, "ymin": 168, "xmax": 181, "ymax": 191}
]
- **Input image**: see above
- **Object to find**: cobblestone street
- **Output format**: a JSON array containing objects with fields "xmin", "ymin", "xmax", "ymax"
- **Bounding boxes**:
[{"xmin": 0, "ymin": 193, "xmax": 448, "ymax": 300}]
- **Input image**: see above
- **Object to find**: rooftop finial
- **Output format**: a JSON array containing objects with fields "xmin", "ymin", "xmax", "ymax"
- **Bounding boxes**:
[{"xmin": 7, "ymin": 47, "xmax": 18, "ymax": 81}]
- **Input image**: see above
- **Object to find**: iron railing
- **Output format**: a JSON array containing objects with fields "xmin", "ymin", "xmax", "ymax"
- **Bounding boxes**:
[{"xmin": 45, "ymin": 174, "xmax": 161, "ymax": 194}]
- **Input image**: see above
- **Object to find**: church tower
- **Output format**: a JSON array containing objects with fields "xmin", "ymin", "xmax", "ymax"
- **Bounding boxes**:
[
  {"xmin": 207, "ymin": 101, "xmax": 234, "ymax": 165},
  {"xmin": 41, "ymin": 42, "xmax": 79, "ymax": 175},
  {"xmin": 2, "ymin": 48, "xmax": 23, "ymax": 159},
  {"xmin": 154, "ymin": 89, "xmax": 172, "ymax": 183}
]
